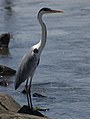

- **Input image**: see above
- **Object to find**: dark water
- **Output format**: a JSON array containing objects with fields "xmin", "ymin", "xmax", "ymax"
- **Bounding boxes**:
[{"xmin": 0, "ymin": 0, "xmax": 90, "ymax": 119}]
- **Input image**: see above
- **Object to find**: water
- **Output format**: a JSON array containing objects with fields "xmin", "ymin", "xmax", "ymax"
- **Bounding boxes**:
[{"xmin": 0, "ymin": 0, "xmax": 90, "ymax": 119}]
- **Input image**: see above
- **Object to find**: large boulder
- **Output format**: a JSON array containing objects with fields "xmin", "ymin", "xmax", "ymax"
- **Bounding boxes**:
[{"xmin": 0, "ymin": 93, "xmax": 48, "ymax": 119}]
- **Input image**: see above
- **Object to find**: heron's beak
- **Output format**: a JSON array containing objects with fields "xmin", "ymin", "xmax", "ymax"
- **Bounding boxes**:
[{"xmin": 50, "ymin": 9, "xmax": 64, "ymax": 13}]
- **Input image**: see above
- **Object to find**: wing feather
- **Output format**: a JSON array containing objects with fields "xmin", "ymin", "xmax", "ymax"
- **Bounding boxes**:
[{"xmin": 15, "ymin": 49, "xmax": 39, "ymax": 90}]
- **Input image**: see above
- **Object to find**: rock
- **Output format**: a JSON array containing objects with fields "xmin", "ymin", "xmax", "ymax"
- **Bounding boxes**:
[
  {"xmin": 0, "ymin": 79, "xmax": 9, "ymax": 87},
  {"xmin": 0, "ymin": 47, "xmax": 10, "ymax": 55},
  {"xmin": 18, "ymin": 105, "xmax": 45, "ymax": 117},
  {"xmin": 0, "ymin": 93, "xmax": 20, "ymax": 112},
  {"xmin": 0, "ymin": 65, "xmax": 16, "ymax": 76},
  {"xmin": 0, "ymin": 33, "xmax": 10, "ymax": 48},
  {"xmin": 33, "ymin": 92, "xmax": 46, "ymax": 98},
  {"xmin": 0, "ymin": 112, "xmax": 48, "ymax": 119},
  {"xmin": 0, "ymin": 93, "xmax": 49, "ymax": 119},
  {"xmin": 22, "ymin": 88, "xmax": 46, "ymax": 98}
]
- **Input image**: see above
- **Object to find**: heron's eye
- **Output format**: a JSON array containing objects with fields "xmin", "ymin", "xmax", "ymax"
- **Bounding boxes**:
[{"xmin": 33, "ymin": 48, "xmax": 38, "ymax": 53}]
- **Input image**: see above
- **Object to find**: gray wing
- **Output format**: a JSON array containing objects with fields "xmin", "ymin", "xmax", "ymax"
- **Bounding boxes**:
[{"xmin": 15, "ymin": 49, "xmax": 39, "ymax": 90}]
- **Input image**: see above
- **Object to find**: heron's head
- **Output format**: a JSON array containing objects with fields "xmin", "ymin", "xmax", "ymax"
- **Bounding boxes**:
[{"xmin": 38, "ymin": 7, "xmax": 64, "ymax": 16}]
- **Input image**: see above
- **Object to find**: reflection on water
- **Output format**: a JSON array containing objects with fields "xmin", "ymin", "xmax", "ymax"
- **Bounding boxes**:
[
  {"xmin": 1, "ymin": 0, "xmax": 16, "ymax": 33},
  {"xmin": 3, "ymin": 0, "xmax": 13, "ymax": 10}
]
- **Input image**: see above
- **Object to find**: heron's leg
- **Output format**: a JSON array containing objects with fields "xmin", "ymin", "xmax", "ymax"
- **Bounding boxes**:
[
  {"xmin": 26, "ymin": 79, "xmax": 30, "ymax": 107},
  {"xmin": 29, "ymin": 77, "xmax": 33, "ymax": 109}
]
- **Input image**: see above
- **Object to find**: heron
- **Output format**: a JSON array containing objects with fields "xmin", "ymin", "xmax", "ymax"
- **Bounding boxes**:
[{"xmin": 15, "ymin": 7, "xmax": 64, "ymax": 109}]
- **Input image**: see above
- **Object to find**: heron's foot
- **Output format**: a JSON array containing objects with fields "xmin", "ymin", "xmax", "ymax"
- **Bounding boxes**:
[
  {"xmin": 18, "ymin": 105, "xmax": 45, "ymax": 117},
  {"xmin": 27, "ymin": 104, "xmax": 33, "ymax": 110},
  {"xmin": 34, "ymin": 106, "xmax": 49, "ymax": 111}
]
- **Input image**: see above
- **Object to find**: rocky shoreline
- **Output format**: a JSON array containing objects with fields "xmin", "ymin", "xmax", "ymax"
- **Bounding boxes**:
[{"xmin": 0, "ymin": 93, "xmax": 48, "ymax": 119}]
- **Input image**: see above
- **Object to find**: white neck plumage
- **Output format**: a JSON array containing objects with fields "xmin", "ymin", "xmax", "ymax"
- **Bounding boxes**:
[{"xmin": 33, "ymin": 12, "xmax": 47, "ymax": 57}]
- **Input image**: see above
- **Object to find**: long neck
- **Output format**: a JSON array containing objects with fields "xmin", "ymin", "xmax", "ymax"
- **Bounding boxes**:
[{"xmin": 37, "ymin": 13, "xmax": 47, "ymax": 55}]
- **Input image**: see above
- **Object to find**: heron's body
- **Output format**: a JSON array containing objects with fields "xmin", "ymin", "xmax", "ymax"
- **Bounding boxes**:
[
  {"xmin": 15, "ymin": 7, "xmax": 64, "ymax": 109},
  {"xmin": 15, "ymin": 48, "xmax": 39, "ymax": 89}
]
